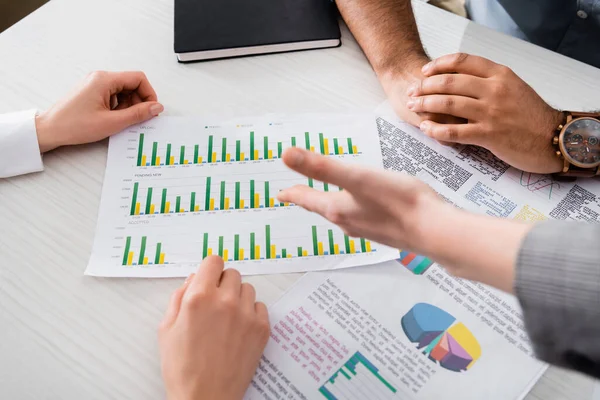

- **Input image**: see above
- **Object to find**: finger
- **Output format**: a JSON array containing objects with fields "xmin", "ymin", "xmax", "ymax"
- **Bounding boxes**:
[
  {"xmin": 240, "ymin": 283, "xmax": 257, "ymax": 311},
  {"xmin": 407, "ymin": 95, "xmax": 483, "ymax": 121},
  {"xmin": 278, "ymin": 185, "xmax": 350, "ymax": 217},
  {"xmin": 107, "ymin": 71, "xmax": 158, "ymax": 102},
  {"xmin": 185, "ymin": 256, "xmax": 225, "ymax": 298},
  {"xmin": 161, "ymin": 273, "xmax": 195, "ymax": 327},
  {"xmin": 419, "ymin": 121, "xmax": 482, "ymax": 145},
  {"xmin": 255, "ymin": 301, "xmax": 269, "ymax": 322},
  {"xmin": 107, "ymin": 101, "xmax": 164, "ymax": 132},
  {"xmin": 408, "ymin": 74, "xmax": 486, "ymax": 99},
  {"xmin": 422, "ymin": 53, "xmax": 501, "ymax": 78},
  {"xmin": 219, "ymin": 268, "xmax": 242, "ymax": 295},
  {"xmin": 282, "ymin": 147, "xmax": 365, "ymax": 190}
]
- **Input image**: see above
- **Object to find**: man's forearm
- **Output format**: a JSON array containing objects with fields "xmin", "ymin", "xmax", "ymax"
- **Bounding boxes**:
[{"xmin": 336, "ymin": 0, "xmax": 429, "ymax": 78}]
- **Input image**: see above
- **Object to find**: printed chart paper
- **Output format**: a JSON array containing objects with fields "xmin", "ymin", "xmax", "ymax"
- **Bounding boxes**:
[
  {"xmin": 244, "ymin": 262, "xmax": 546, "ymax": 400},
  {"xmin": 86, "ymin": 114, "xmax": 397, "ymax": 277}
]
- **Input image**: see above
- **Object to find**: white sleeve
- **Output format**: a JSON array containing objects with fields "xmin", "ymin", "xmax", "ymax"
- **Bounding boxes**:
[{"xmin": 0, "ymin": 110, "xmax": 44, "ymax": 178}]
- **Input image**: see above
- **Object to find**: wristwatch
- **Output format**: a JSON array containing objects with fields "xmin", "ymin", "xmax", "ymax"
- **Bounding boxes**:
[{"xmin": 552, "ymin": 111, "xmax": 600, "ymax": 177}]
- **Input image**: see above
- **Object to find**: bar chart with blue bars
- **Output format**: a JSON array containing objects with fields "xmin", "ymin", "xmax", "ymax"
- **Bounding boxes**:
[
  {"xmin": 319, "ymin": 352, "xmax": 398, "ymax": 400},
  {"xmin": 398, "ymin": 250, "xmax": 435, "ymax": 275}
]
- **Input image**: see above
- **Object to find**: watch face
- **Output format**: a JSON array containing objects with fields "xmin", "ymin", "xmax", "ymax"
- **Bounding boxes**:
[{"xmin": 560, "ymin": 118, "xmax": 600, "ymax": 168}]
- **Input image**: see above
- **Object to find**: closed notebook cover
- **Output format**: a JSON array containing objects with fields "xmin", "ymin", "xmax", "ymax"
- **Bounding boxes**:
[{"xmin": 174, "ymin": 0, "xmax": 340, "ymax": 54}]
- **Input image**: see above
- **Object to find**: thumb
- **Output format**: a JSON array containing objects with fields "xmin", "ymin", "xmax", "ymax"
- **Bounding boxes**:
[{"xmin": 109, "ymin": 101, "xmax": 164, "ymax": 131}]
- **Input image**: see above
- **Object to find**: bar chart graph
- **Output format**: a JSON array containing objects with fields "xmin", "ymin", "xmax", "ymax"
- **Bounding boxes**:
[
  {"xmin": 319, "ymin": 352, "xmax": 398, "ymax": 400},
  {"xmin": 121, "ymin": 236, "xmax": 167, "ymax": 266}
]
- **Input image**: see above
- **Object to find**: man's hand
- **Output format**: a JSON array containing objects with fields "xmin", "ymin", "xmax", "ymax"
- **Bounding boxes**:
[
  {"xmin": 35, "ymin": 71, "xmax": 164, "ymax": 153},
  {"xmin": 277, "ymin": 148, "xmax": 444, "ymax": 253},
  {"xmin": 406, "ymin": 53, "xmax": 563, "ymax": 173},
  {"xmin": 159, "ymin": 257, "xmax": 270, "ymax": 400}
]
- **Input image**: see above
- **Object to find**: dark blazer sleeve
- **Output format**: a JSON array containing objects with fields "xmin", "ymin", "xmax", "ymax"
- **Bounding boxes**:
[{"xmin": 516, "ymin": 220, "xmax": 600, "ymax": 378}]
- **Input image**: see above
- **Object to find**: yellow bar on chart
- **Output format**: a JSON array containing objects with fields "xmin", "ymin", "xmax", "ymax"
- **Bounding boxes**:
[
  {"xmin": 224, "ymin": 198, "xmax": 230, "ymax": 210},
  {"xmin": 254, "ymin": 150, "xmax": 259, "ymax": 160},
  {"xmin": 269, "ymin": 198, "xmax": 274, "ymax": 208},
  {"xmin": 223, "ymin": 249, "xmax": 229, "ymax": 261},
  {"xmin": 141, "ymin": 155, "xmax": 147, "ymax": 166},
  {"xmin": 349, "ymin": 240, "xmax": 356, "ymax": 254},
  {"xmin": 170, "ymin": 156, "xmax": 174, "ymax": 165},
  {"xmin": 240, "ymin": 199, "xmax": 245, "ymax": 209},
  {"xmin": 239, "ymin": 249, "xmax": 244, "ymax": 260},
  {"xmin": 156, "ymin": 156, "xmax": 161, "ymax": 165},
  {"xmin": 211, "ymin": 152, "xmax": 216, "ymax": 163},
  {"xmin": 255, "ymin": 245, "xmax": 261, "ymax": 259},
  {"xmin": 287, "ymin": 254, "xmax": 292, "ymax": 259},
  {"xmin": 254, "ymin": 194, "xmax": 260, "ymax": 209},
  {"xmin": 353, "ymin": 146, "xmax": 358, "ymax": 154},
  {"xmin": 226, "ymin": 154, "xmax": 231, "ymax": 162},
  {"xmin": 324, "ymin": 139, "xmax": 329, "ymax": 155},
  {"xmin": 310, "ymin": 146, "xmax": 315, "ymax": 152},
  {"xmin": 143, "ymin": 257, "xmax": 149, "ymax": 265},
  {"xmin": 271, "ymin": 245, "xmax": 276, "ymax": 258},
  {"xmin": 159, "ymin": 253, "xmax": 165, "ymax": 264},
  {"xmin": 135, "ymin": 203, "xmax": 141, "ymax": 215},
  {"xmin": 302, "ymin": 250, "xmax": 308, "ymax": 257},
  {"xmin": 318, "ymin": 242, "xmax": 324, "ymax": 256},
  {"xmin": 198, "ymin": 156, "xmax": 203, "ymax": 163},
  {"xmin": 268, "ymin": 150, "xmax": 273, "ymax": 159},
  {"xmin": 240, "ymin": 152, "xmax": 245, "ymax": 161},
  {"xmin": 165, "ymin": 202, "xmax": 170, "ymax": 214},
  {"xmin": 184, "ymin": 160, "xmax": 189, "ymax": 165},
  {"xmin": 334, "ymin": 244, "xmax": 340, "ymax": 255},
  {"xmin": 338, "ymin": 147, "xmax": 343, "ymax": 155},
  {"xmin": 194, "ymin": 205, "xmax": 200, "ymax": 212},
  {"xmin": 127, "ymin": 252, "xmax": 134, "ymax": 265},
  {"xmin": 206, "ymin": 248, "xmax": 212, "ymax": 256},
  {"xmin": 149, "ymin": 204, "xmax": 155, "ymax": 214},
  {"xmin": 210, "ymin": 199, "xmax": 215, "ymax": 211},
  {"xmin": 180, "ymin": 208, "xmax": 185, "ymax": 213},
  {"xmin": 366, "ymin": 241, "xmax": 372, "ymax": 252},
  {"xmin": 284, "ymin": 202, "xmax": 290, "ymax": 207}
]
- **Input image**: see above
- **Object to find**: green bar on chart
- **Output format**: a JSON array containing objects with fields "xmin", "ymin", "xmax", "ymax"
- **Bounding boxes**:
[
  {"xmin": 250, "ymin": 232, "xmax": 256, "ymax": 260},
  {"xmin": 166, "ymin": 144, "xmax": 172, "ymax": 166},
  {"xmin": 155, "ymin": 243, "xmax": 162, "ymax": 264},
  {"xmin": 236, "ymin": 140, "xmax": 241, "ymax": 161},
  {"xmin": 179, "ymin": 145, "xmax": 185, "ymax": 165},
  {"xmin": 277, "ymin": 142, "xmax": 282, "ymax": 158},
  {"xmin": 130, "ymin": 182, "xmax": 139, "ymax": 215},
  {"xmin": 138, "ymin": 236, "xmax": 147, "ymax": 265},
  {"xmin": 235, "ymin": 182, "xmax": 241, "ymax": 209},
  {"xmin": 234, "ymin": 235, "xmax": 240, "ymax": 261},
  {"xmin": 202, "ymin": 233, "xmax": 209, "ymax": 258},
  {"xmin": 265, "ymin": 225, "xmax": 271, "ymax": 259},
  {"xmin": 194, "ymin": 144, "xmax": 199, "ymax": 164},
  {"xmin": 308, "ymin": 178, "xmax": 314, "ymax": 188},
  {"xmin": 151, "ymin": 142, "xmax": 158, "ymax": 166},
  {"xmin": 250, "ymin": 131, "xmax": 255, "ymax": 160},
  {"xmin": 250, "ymin": 180, "xmax": 255, "ymax": 208},
  {"xmin": 218, "ymin": 236, "xmax": 224, "ymax": 257},
  {"xmin": 324, "ymin": 183, "xmax": 329, "ymax": 192},
  {"xmin": 360, "ymin": 238, "xmax": 367, "ymax": 253},
  {"xmin": 208, "ymin": 135, "xmax": 214, "ymax": 163},
  {"xmin": 190, "ymin": 192, "xmax": 196, "ymax": 212},
  {"xmin": 319, "ymin": 133, "xmax": 325, "ymax": 154},
  {"xmin": 145, "ymin": 187, "xmax": 153, "ymax": 215},
  {"xmin": 297, "ymin": 247, "xmax": 303, "ymax": 257},
  {"xmin": 344, "ymin": 235, "xmax": 351, "ymax": 254},
  {"xmin": 123, "ymin": 236, "xmax": 131, "ymax": 265},
  {"xmin": 137, "ymin": 134, "xmax": 144, "ymax": 166},
  {"xmin": 282, "ymin": 249, "xmax": 287, "ymax": 258},
  {"xmin": 291, "ymin": 137, "xmax": 297, "ymax": 147},
  {"xmin": 222, "ymin": 138, "xmax": 227, "ymax": 162},
  {"xmin": 312, "ymin": 226, "xmax": 319, "ymax": 256},
  {"xmin": 264, "ymin": 136, "xmax": 269, "ymax": 160},
  {"xmin": 264, "ymin": 181, "xmax": 270, "ymax": 208},
  {"xmin": 328, "ymin": 230, "xmax": 335, "ymax": 255},
  {"xmin": 220, "ymin": 181, "xmax": 226, "ymax": 210},
  {"xmin": 160, "ymin": 188, "xmax": 167, "ymax": 213},
  {"xmin": 175, "ymin": 196, "xmax": 181, "ymax": 213},
  {"xmin": 347, "ymin": 138, "xmax": 354, "ymax": 155},
  {"xmin": 305, "ymin": 132, "xmax": 310, "ymax": 150},
  {"xmin": 205, "ymin": 177, "xmax": 211, "ymax": 211},
  {"xmin": 334, "ymin": 138, "xmax": 339, "ymax": 155}
]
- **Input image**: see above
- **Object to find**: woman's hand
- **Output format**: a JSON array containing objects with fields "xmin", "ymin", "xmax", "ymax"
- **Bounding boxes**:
[
  {"xmin": 35, "ymin": 71, "xmax": 164, "ymax": 153},
  {"xmin": 406, "ymin": 53, "xmax": 563, "ymax": 174},
  {"xmin": 159, "ymin": 257, "xmax": 270, "ymax": 400}
]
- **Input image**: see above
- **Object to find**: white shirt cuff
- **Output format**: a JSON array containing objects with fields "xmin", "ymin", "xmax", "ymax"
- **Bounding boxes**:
[{"xmin": 0, "ymin": 109, "xmax": 44, "ymax": 178}]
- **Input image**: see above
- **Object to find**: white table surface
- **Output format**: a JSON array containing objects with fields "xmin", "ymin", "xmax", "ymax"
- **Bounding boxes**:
[{"xmin": 1, "ymin": 0, "xmax": 599, "ymax": 398}]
